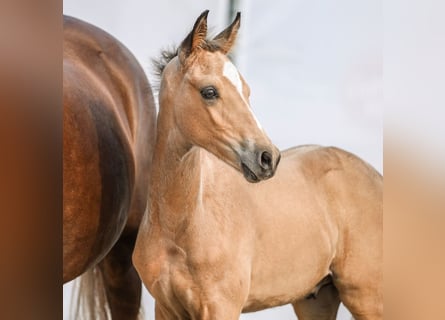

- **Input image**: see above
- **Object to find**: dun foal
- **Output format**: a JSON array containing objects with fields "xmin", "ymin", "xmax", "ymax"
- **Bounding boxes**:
[{"xmin": 133, "ymin": 11, "xmax": 382, "ymax": 320}]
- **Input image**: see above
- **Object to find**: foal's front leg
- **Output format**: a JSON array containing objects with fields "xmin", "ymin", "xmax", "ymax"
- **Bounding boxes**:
[
  {"xmin": 155, "ymin": 302, "xmax": 174, "ymax": 320},
  {"xmin": 156, "ymin": 300, "xmax": 242, "ymax": 320},
  {"xmin": 194, "ymin": 300, "xmax": 242, "ymax": 320},
  {"xmin": 181, "ymin": 285, "xmax": 245, "ymax": 320},
  {"xmin": 174, "ymin": 261, "xmax": 248, "ymax": 319}
]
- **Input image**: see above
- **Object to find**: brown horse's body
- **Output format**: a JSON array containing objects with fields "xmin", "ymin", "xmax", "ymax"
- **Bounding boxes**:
[
  {"xmin": 133, "ymin": 11, "xmax": 382, "ymax": 320},
  {"xmin": 63, "ymin": 16, "xmax": 156, "ymax": 318}
]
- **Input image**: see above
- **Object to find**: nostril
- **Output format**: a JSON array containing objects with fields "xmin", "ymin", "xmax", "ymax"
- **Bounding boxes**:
[{"xmin": 260, "ymin": 151, "xmax": 273, "ymax": 170}]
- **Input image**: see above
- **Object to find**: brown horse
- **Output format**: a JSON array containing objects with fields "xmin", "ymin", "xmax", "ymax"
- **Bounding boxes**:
[
  {"xmin": 63, "ymin": 16, "xmax": 156, "ymax": 319},
  {"xmin": 133, "ymin": 11, "xmax": 382, "ymax": 320}
]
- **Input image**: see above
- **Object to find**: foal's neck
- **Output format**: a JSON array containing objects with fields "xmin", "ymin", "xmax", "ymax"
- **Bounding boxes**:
[
  {"xmin": 152, "ymin": 106, "xmax": 192, "ymax": 172},
  {"xmin": 150, "ymin": 95, "xmax": 204, "ymax": 218}
]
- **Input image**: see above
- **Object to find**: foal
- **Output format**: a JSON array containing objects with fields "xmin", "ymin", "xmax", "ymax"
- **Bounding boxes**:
[{"xmin": 133, "ymin": 11, "xmax": 382, "ymax": 320}]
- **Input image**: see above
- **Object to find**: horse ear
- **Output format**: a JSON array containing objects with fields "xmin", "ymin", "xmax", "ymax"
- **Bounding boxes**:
[
  {"xmin": 213, "ymin": 12, "xmax": 241, "ymax": 54},
  {"xmin": 179, "ymin": 10, "xmax": 209, "ymax": 64}
]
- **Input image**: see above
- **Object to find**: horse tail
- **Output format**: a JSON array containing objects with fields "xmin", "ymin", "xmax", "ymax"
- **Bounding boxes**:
[
  {"xmin": 69, "ymin": 250, "xmax": 144, "ymax": 320},
  {"xmin": 70, "ymin": 266, "xmax": 111, "ymax": 320}
]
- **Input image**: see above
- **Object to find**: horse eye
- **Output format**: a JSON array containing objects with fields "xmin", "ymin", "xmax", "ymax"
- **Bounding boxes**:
[{"xmin": 200, "ymin": 86, "xmax": 218, "ymax": 100}]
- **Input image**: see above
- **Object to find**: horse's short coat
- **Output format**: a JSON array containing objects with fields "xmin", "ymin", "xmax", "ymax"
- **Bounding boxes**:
[
  {"xmin": 133, "ymin": 11, "xmax": 382, "ymax": 320},
  {"xmin": 63, "ymin": 16, "xmax": 156, "ymax": 319}
]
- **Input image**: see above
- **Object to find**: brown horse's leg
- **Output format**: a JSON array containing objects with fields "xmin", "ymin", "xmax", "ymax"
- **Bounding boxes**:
[
  {"xmin": 99, "ymin": 230, "xmax": 142, "ymax": 320},
  {"xmin": 292, "ymin": 284, "xmax": 341, "ymax": 320}
]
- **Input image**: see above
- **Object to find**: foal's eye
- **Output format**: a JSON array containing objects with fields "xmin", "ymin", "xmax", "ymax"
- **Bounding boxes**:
[{"xmin": 200, "ymin": 86, "xmax": 218, "ymax": 100}]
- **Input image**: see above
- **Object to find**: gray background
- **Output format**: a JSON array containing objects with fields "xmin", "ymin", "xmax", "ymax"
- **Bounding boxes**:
[{"xmin": 63, "ymin": 0, "xmax": 381, "ymax": 319}]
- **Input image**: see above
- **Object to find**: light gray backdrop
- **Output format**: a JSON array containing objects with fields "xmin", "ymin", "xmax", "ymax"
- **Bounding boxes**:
[{"xmin": 63, "ymin": 0, "xmax": 381, "ymax": 319}]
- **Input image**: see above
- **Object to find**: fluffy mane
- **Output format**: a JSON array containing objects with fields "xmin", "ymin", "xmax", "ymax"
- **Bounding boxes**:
[{"xmin": 152, "ymin": 46, "xmax": 178, "ymax": 82}]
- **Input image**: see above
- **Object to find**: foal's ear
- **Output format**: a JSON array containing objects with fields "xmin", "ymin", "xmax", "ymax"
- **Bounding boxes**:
[
  {"xmin": 213, "ymin": 12, "xmax": 241, "ymax": 54},
  {"xmin": 179, "ymin": 10, "xmax": 209, "ymax": 64}
]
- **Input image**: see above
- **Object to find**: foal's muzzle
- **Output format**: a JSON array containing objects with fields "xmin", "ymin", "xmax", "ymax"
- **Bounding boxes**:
[{"xmin": 240, "ymin": 147, "xmax": 281, "ymax": 183}]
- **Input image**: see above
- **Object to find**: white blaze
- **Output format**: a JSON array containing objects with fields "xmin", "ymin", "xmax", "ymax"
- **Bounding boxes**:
[{"xmin": 222, "ymin": 60, "xmax": 263, "ymax": 130}]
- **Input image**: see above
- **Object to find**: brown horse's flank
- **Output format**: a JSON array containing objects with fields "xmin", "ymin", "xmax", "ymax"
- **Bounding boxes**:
[
  {"xmin": 63, "ymin": 15, "xmax": 156, "ymax": 319},
  {"xmin": 88, "ymin": 100, "xmax": 134, "ymax": 261}
]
